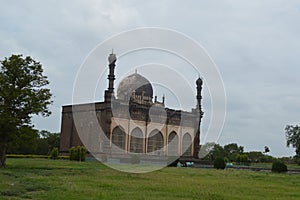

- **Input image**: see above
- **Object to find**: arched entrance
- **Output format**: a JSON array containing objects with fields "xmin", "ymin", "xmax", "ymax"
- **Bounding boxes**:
[
  {"xmin": 182, "ymin": 133, "xmax": 192, "ymax": 156},
  {"xmin": 112, "ymin": 126, "xmax": 126, "ymax": 150},
  {"xmin": 168, "ymin": 131, "xmax": 178, "ymax": 156},
  {"xmin": 130, "ymin": 127, "xmax": 143, "ymax": 153},
  {"xmin": 147, "ymin": 129, "xmax": 164, "ymax": 154}
]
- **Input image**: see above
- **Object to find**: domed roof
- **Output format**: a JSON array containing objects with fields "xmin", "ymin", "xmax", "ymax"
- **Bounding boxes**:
[{"xmin": 117, "ymin": 72, "xmax": 153, "ymax": 101}]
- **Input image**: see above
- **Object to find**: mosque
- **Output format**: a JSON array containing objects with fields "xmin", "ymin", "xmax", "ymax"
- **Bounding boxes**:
[{"xmin": 59, "ymin": 52, "xmax": 203, "ymax": 161}]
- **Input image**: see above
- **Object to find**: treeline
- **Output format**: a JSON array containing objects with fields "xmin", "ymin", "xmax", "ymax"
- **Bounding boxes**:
[
  {"xmin": 6, "ymin": 129, "xmax": 60, "ymax": 155},
  {"xmin": 200, "ymin": 142, "xmax": 294, "ymax": 164}
]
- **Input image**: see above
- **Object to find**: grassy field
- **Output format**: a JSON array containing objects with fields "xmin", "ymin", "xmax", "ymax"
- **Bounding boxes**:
[{"xmin": 0, "ymin": 159, "xmax": 300, "ymax": 200}]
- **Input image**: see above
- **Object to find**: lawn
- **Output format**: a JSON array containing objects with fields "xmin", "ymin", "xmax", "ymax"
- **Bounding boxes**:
[{"xmin": 0, "ymin": 159, "xmax": 300, "ymax": 200}]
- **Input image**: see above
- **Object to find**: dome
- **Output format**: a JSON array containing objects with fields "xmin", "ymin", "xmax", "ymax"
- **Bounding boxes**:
[{"xmin": 117, "ymin": 73, "xmax": 153, "ymax": 102}]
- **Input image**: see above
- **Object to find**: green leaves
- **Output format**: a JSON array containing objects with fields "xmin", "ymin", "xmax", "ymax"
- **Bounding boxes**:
[
  {"xmin": 0, "ymin": 54, "xmax": 53, "ymax": 167},
  {"xmin": 285, "ymin": 124, "xmax": 300, "ymax": 158},
  {"xmin": 0, "ymin": 54, "xmax": 52, "ymax": 127}
]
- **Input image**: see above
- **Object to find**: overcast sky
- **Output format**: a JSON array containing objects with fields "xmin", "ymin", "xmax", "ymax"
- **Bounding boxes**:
[{"xmin": 1, "ymin": 0, "xmax": 300, "ymax": 157}]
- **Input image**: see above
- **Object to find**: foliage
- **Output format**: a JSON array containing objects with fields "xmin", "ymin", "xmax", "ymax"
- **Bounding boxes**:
[
  {"xmin": 224, "ymin": 157, "xmax": 229, "ymax": 163},
  {"xmin": 271, "ymin": 160, "xmax": 287, "ymax": 173},
  {"xmin": 235, "ymin": 154, "xmax": 250, "ymax": 166},
  {"xmin": 69, "ymin": 147, "xmax": 76, "ymax": 161},
  {"xmin": 279, "ymin": 156, "xmax": 295, "ymax": 164},
  {"xmin": 247, "ymin": 151, "xmax": 275, "ymax": 163},
  {"xmin": 36, "ymin": 131, "xmax": 60, "ymax": 155},
  {"xmin": 6, "ymin": 127, "xmax": 39, "ymax": 154},
  {"xmin": 210, "ymin": 144, "xmax": 227, "ymax": 161},
  {"xmin": 199, "ymin": 142, "xmax": 215, "ymax": 160},
  {"xmin": 224, "ymin": 143, "xmax": 244, "ymax": 161},
  {"xmin": 0, "ymin": 54, "xmax": 52, "ymax": 168},
  {"xmin": 213, "ymin": 157, "xmax": 225, "ymax": 169},
  {"xmin": 285, "ymin": 124, "xmax": 300, "ymax": 158},
  {"xmin": 69, "ymin": 146, "xmax": 86, "ymax": 161},
  {"xmin": 202, "ymin": 143, "xmax": 245, "ymax": 162},
  {"xmin": 201, "ymin": 142, "xmax": 276, "ymax": 164},
  {"xmin": 6, "ymin": 130, "xmax": 60, "ymax": 155},
  {"xmin": 6, "ymin": 154, "xmax": 69, "ymax": 159},
  {"xmin": 50, "ymin": 148, "xmax": 59, "ymax": 160},
  {"xmin": 6, "ymin": 154, "xmax": 49, "ymax": 159}
]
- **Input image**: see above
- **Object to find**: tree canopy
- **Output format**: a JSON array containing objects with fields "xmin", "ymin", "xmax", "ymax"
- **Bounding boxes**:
[
  {"xmin": 285, "ymin": 124, "xmax": 300, "ymax": 158},
  {"xmin": 0, "ymin": 54, "xmax": 52, "ymax": 168}
]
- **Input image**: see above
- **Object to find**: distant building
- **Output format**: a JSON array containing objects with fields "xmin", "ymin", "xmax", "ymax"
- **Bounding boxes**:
[{"xmin": 60, "ymin": 52, "xmax": 203, "ymax": 159}]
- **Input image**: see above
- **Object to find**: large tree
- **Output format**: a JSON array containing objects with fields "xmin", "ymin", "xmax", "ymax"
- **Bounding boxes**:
[
  {"xmin": 285, "ymin": 124, "xmax": 300, "ymax": 158},
  {"xmin": 0, "ymin": 54, "xmax": 52, "ymax": 168},
  {"xmin": 224, "ymin": 143, "xmax": 244, "ymax": 161}
]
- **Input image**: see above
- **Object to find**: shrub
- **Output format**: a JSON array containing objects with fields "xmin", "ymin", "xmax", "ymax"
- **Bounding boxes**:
[
  {"xmin": 131, "ymin": 154, "xmax": 140, "ymax": 164},
  {"xmin": 79, "ymin": 146, "xmax": 87, "ymax": 161},
  {"xmin": 224, "ymin": 157, "xmax": 229, "ymax": 164},
  {"xmin": 69, "ymin": 146, "xmax": 87, "ymax": 161},
  {"xmin": 6, "ymin": 154, "xmax": 49, "ymax": 159},
  {"xmin": 50, "ymin": 148, "xmax": 59, "ymax": 159},
  {"xmin": 6, "ymin": 154, "xmax": 69, "ymax": 159},
  {"xmin": 69, "ymin": 147, "xmax": 77, "ymax": 161},
  {"xmin": 235, "ymin": 154, "xmax": 250, "ymax": 166},
  {"xmin": 272, "ymin": 160, "xmax": 287, "ymax": 173},
  {"xmin": 214, "ymin": 157, "xmax": 225, "ymax": 169}
]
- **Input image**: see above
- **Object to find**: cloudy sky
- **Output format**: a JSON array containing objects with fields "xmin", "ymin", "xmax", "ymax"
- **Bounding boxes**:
[{"xmin": 1, "ymin": 0, "xmax": 300, "ymax": 157}]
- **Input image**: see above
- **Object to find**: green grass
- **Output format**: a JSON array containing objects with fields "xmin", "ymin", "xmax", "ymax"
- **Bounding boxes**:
[{"xmin": 0, "ymin": 159, "xmax": 300, "ymax": 200}]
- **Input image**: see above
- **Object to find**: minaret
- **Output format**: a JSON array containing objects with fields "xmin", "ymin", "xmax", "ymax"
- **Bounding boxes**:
[
  {"xmin": 103, "ymin": 52, "xmax": 117, "ymax": 153},
  {"xmin": 104, "ymin": 51, "xmax": 117, "ymax": 102},
  {"xmin": 194, "ymin": 77, "xmax": 203, "ymax": 158}
]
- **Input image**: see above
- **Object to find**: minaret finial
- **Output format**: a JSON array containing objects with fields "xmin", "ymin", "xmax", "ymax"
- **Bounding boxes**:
[
  {"xmin": 135, "ymin": 69, "xmax": 137, "ymax": 74},
  {"xmin": 112, "ymin": 48, "xmax": 114, "ymax": 54}
]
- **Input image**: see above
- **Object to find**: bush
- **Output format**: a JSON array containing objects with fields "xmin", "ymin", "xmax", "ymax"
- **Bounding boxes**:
[
  {"xmin": 272, "ymin": 160, "xmax": 287, "ymax": 173},
  {"xmin": 6, "ymin": 154, "xmax": 69, "ymax": 159},
  {"xmin": 297, "ymin": 158, "xmax": 300, "ymax": 166},
  {"xmin": 69, "ymin": 147, "xmax": 77, "ymax": 161},
  {"xmin": 224, "ymin": 157, "xmax": 229, "ymax": 164},
  {"xmin": 131, "ymin": 154, "xmax": 140, "ymax": 164},
  {"xmin": 79, "ymin": 146, "xmax": 87, "ymax": 161},
  {"xmin": 69, "ymin": 146, "xmax": 87, "ymax": 161},
  {"xmin": 50, "ymin": 148, "xmax": 59, "ymax": 159},
  {"xmin": 214, "ymin": 157, "xmax": 225, "ymax": 169},
  {"xmin": 6, "ymin": 154, "xmax": 49, "ymax": 159},
  {"xmin": 235, "ymin": 154, "xmax": 250, "ymax": 166}
]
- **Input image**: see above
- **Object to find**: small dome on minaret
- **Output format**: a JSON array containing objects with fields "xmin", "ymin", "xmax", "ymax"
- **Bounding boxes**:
[
  {"xmin": 196, "ymin": 77, "xmax": 203, "ymax": 85},
  {"xmin": 108, "ymin": 50, "xmax": 117, "ymax": 64}
]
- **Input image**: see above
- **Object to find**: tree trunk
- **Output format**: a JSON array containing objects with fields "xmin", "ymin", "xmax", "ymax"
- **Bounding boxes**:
[{"xmin": 0, "ymin": 143, "xmax": 6, "ymax": 168}]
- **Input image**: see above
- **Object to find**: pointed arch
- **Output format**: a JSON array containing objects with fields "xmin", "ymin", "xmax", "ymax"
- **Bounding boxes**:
[
  {"xmin": 147, "ymin": 129, "xmax": 164, "ymax": 154},
  {"xmin": 112, "ymin": 126, "xmax": 126, "ymax": 150},
  {"xmin": 182, "ymin": 133, "xmax": 192, "ymax": 156},
  {"xmin": 130, "ymin": 127, "xmax": 143, "ymax": 153},
  {"xmin": 168, "ymin": 131, "xmax": 178, "ymax": 156}
]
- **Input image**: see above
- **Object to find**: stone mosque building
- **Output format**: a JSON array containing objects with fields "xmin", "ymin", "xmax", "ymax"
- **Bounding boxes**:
[{"xmin": 59, "ymin": 52, "xmax": 203, "ymax": 160}]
